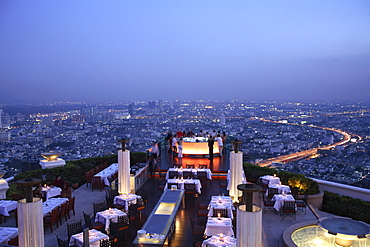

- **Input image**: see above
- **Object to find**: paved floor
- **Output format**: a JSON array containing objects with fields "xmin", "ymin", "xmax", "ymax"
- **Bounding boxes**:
[
  {"xmin": 1, "ymin": 175, "xmax": 332, "ymax": 247},
  {"xmin": 1, "ymin": 149, "xmax": 334, "ymax": 246}
]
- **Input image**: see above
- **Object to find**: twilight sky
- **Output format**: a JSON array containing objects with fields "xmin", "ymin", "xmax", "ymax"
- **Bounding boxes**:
[{"xmin": 1, "ymin": 1, "xmax": 370, "ymax": 103}]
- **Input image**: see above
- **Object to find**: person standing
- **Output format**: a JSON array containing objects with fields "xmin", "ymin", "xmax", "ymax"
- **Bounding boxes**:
[
  {"xmin": 208, "ymin": 136, "xmax": 214, "ymax": 161},
  {"xmin": 221, "ymin": 131, "xmax": 227, "ymax": 154},
  {"xmin": 216, "ymin": 134, "xmax": 223, "ymax": 156},
  {"xmin": 177, "ymin": 137, "xmax": 183, "ymax": 158},
  {"xmin": 172, "ymin": 135, "xmax": 178, "ymax": 153},
  {"xmin": 149, "ymin": 142, "xmax": 160, "ymax": 161}
]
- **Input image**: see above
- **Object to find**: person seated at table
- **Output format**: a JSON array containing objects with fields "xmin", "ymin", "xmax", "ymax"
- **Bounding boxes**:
[
  {"xmin": 33, "ymin": 183, "xmax": 46, "ymax": 201},
  {"xmin": 52, "ymin": 175, "xmax": 65, "ymax": 188}
]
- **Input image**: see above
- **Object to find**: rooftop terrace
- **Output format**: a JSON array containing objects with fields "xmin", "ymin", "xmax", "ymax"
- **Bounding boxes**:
[{"xmin": 0, "ymin": 148, "xmax": 366, "ymax": 246}]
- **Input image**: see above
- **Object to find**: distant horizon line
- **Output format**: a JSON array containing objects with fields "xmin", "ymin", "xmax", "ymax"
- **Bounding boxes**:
[{"xmin": 1, "ymin": 99, "xmax": 369, "ymax": 105}]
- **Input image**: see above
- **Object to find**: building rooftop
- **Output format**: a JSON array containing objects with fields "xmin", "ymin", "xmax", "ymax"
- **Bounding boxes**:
[{"xmin": 0, "ymin": 150, "xmax": 339, "ymax": 247}]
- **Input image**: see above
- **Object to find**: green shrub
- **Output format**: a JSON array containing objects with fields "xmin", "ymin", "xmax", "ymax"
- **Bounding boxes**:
[
  {"xmin": 243, "ymin": 162, "xmax": 319, "ymax": 195},
  {"xmin": 323, "ymin": 191, "xmax": 370, "ymax": 224},
  {"xmin": 8, "ymin": 152, "xmax": 146, "ymax": 198}
]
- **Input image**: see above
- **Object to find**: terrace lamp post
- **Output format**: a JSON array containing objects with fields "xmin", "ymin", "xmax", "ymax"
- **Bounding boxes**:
[
  {"xmin": 229, "ymin": 140, "xmax": 243, "ymax": 202},
  {"xmin": 16, "ymin": 178, "xmax": 44, "ymax": 247},
  {"xmin": 236, "ymin": 183, "xmax": 263, "ymax": 247},
  {"xmin": 118, "ymin": 139, "xmax": 131, "ymax": 194}
]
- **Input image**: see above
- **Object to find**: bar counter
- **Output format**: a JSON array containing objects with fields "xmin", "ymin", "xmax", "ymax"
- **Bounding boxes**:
[{"xmin": 133, "ymin": 189, "xmax": 184, "ymax": 246}]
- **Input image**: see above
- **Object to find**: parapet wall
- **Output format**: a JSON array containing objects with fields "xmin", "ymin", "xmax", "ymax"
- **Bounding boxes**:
[{"xmin": 311, "ymin": 178, "xmax": 370, "ymax": 202}]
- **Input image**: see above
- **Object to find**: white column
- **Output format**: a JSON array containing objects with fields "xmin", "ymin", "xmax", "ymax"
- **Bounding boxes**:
[
  {"xmin": 229, "ymin": 151, "xmax": 243, "ymax": 201},
  {"xmin": 118, "ymin": 150, "xmax": 131, "ymax": 194},
  {"xmin": 237, "ymin": 204, "xmax": 262, "ymax": 247},
  {"xmin": 0, "ymin": 178, "xmax": 9, "ymax": 199},
  {"xmin": 18, "ymin": 198, "xmax": 44, "ymax": 247}
]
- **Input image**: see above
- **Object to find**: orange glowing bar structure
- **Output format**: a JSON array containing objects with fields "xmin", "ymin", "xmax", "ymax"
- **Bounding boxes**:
[{"xmin": 180, "ymin": 137, "xmax": 219, "ymax": 155}]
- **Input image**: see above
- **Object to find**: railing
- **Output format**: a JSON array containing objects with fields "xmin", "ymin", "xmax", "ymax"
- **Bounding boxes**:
[{"xmin": 311, "ymin": 177, "xmax": 370, "ymax": 201}]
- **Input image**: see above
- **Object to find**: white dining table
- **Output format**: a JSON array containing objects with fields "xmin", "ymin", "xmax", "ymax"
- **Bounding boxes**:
[
  {"xmin": 164, "ymin": 178, "xmax": 202, "ymax": 194},
  {"xmin": 208, "ymin": 196, "xmax": 234, "ymax": 219},
  {"xmin": 42, "ymin": 197, "xmax": 69, "ymax": 216},
  {"xmin": 69, "ymin": 229, "xmax": 109, "ymax": 247},
  {"xmin": 0, "ymin": 227, "xmax": 18, "ymax": 245},
  {"xmin": 113, "ymin": 193, "xmax": 141, "ymax": 211},
  {"xmin": 260, "ymin": 175, "xmax": 281, "ymax": 186},
  {"xmin": 165, "ymin": 168, "xmax": 213, "ymax": 180},
  {"xmin": 271, "ymin": 194, "xmax": 295, "ymax": 211},
  {"xmin": 202, "ymin": 234, "xmax": 237, "ymax": 247},
  {"xmin": 266, "ymin": 183, "xmax": 291, "ymax": 196},
  {"xmin": 42, "ymin": 186, "xmax": 62, "ymax": 200},
  {"xmin": 95, "ymin": 163, "xmax": 118, "ymax": 186},
  {"xmin": 95, "ymin": 208, "xmax": 127, "ymax": 232},
  {"xmin": 205, "ymin": 217, "xmax": 234, "ymax": 237},
  {"xmin": 0, "ymin": 200, "xmax": 17, "ymax": 217}
]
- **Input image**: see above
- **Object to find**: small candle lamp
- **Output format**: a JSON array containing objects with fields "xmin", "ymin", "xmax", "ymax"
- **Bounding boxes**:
[
  {"xmin": 219, "ymin": 233, "xmax": 224, "ymax": 241},
  {"xmin": 274, "ymin": 174, "xmax": 276, "ymax": 177},
  {"xmin": 218, "ymin": 213, "xmax": 221, "ymax": 220},
  {"xmin": 44, "ymin": 184, "xmax": 47, "ymax": 187}
]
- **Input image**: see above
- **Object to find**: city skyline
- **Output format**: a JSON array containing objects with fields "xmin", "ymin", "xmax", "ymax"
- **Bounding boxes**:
[{"xmin": 1, "ymin": 1, "xmax": 370, "ymax": 103}]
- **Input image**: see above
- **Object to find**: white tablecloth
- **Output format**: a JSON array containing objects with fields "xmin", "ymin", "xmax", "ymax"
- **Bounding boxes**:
[
  {"xmin": 208, "ymin": 196, "xmax": 234, "ymax": 219},
  {"xmin": 42, "ymin": 197, "xmax": 69, "ymax": 216},
  {"xmin": 205, "ymin": 217, "xmax": 234, "ymax": 237},
  {"xmin": 69, "ymin": 229, "xmax": 109, "ymax": 247},
  {"xmin": 260, "ymin": 175, "xmax": 280, "ymax": 186},
  {"xmin": 202, "ymin": 234, "xmax": 236, "ymax": 247},
  {"xmin": 164, "ymin": 178, "xmax": 202, "ymax": 194},
  {"xmin": 0, "ymin": 200, "xmax": 17, "ymax": 217},
  {"xmin": 266, "ymin": 184, "xmax": 291, "ymax": 196},
  {"xmin": 165, "ymin": 168, "xmax": 212, "ymax": 180},
  {"xmin": 95, "ymin": 208, "xmax": 127, "ymax": 231},
  {"xmin": 95, "ymin": 163, "xmax": 118, "ymax": 186},
  {"xmin": 113, "ymin": 193, "xmax": 141, "ymax": 211},
  {"xmin": 42, "ymin": 186, "xmax": 62, "ymax": 200},
  {"xmin": 0, "ymin": 227, "xmax": 18, "ymax": 245},
  {"xmin": 271, "ymin": 194, "xmax": 295, "ymax": 211}
]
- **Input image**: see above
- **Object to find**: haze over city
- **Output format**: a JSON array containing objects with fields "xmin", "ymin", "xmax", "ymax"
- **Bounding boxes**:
[{"xmin": 1, "ymin": 1, "xmax": 370, "ymax": 103}]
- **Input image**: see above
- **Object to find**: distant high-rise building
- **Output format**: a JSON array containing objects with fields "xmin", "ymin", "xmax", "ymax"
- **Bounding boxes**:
[
  {"xmin": 0, "ymin": 131, "xmax": 10, "ymax": 142},
  {"xmin": 43, "ymin": 136, "xmax": 53, "ymax": 146},
  {"xmin": 220, "ymin": 112, "xmax": 226, "ymax": 126},
  {"xmin": 0, "ymin": 110, "xmax": 10, "ymax": 128},
  {"xmin": 129, "ymin": 104, "xmax": 134, "ymax": 116},
  {"xmin": 41, "ymin": 116, "xmax": 54, "ymax": 127},
  {"xmin": 148, "ymin": 101, "xmax": 157, "ymax": 109}
]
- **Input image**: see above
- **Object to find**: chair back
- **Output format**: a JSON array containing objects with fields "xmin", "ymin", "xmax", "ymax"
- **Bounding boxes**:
[
  {"xmin": 67, "ymin": 220, "xmax": 83, "ymax": 240},
  {"xmin": 213, "ymin": 207, "xmax": 228, "ymax": 218},
  {"xmin": 184, "ymin": 183, "xmax": 196, "ymax": 190},
  {"xmin": 186, "ymin": 164, "xmax": 195, "ymax": 169},
  {"xmin": 93, "ymin": 202, "xmax": 107, "ymax": 216},
  {"xmin": 198, "ymin": 164, "xmax": 207, "ymax": 169},
  {"xmin": 66, "ymin": 196, "xmax": 76, "ymax": 219},
  {"xmin": 50, "ymin": 207, "xmax": 59, "ymax": 223},
  {"xmin": 268, "ymin": 188, "xmax": 279, "ymax": 198},
  {"xmin": 83, "ymin": 211, "xmax": 93, "ymax": 228},
  {"xmin": 168, "ymin": 171, "xmax": 178, "ymax": 179},
  {"xmin": 282, "ymin": 201, "xmax": 296, "ymax": 212},
  {"xmin": 59, "ymin": 202, "xmax": 68, "ymax": 223},
  {"xmin": 182, "ymin": 171, "xmax": 194, "ymax": 179},
  {"xmin": 197, "ymin": 171, "xmax": 207, "ymax": 179},
  {"xmin": 99, "ymin": 238, "xmax": 113, "ymax": 247},
  {"xmin": 56, "ymin": 235, "xmax": 68, "ymax": 247}
]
